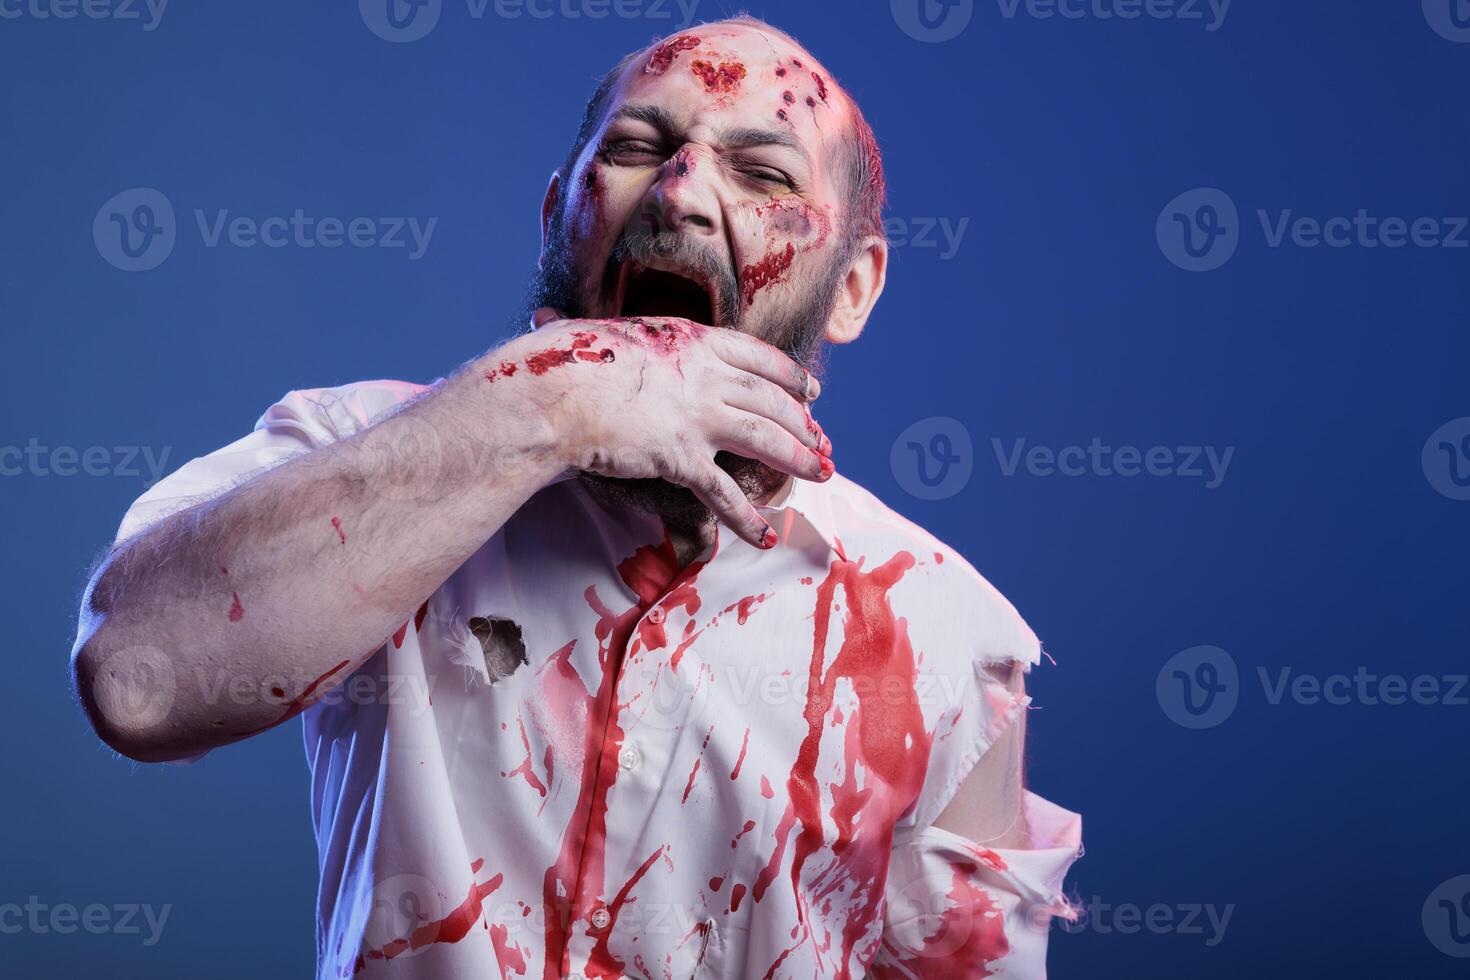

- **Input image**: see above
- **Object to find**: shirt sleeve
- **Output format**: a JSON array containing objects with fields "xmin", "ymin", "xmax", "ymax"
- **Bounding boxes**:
[
  {"xmin": 114, "ymin": 380, "xmax": 426, "ymax": 545},
  {"xmin": 872, "ymin": 792, "xmax": 1082, "ymax": 978}
]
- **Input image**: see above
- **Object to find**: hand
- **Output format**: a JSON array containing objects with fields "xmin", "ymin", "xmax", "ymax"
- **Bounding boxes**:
[{"xmin": 492, "ymin": 309, "xmax": 833, "ymax": 548}]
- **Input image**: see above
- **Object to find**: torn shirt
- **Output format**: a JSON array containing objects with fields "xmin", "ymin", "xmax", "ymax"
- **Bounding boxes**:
[{"xmin": 115, "ymin": 379, "xmax": 1082, "ymax": 980}]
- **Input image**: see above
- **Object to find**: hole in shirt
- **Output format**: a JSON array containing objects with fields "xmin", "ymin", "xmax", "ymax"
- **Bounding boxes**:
[{"xmin": 466, "ymin": 616, "xmax": 528, "ymax": 683}]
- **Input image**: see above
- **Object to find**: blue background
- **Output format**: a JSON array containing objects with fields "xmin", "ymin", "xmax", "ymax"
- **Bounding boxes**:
[{"xmin": 2, "ymin": 1, "xmax": 1468, "ymax": 976}]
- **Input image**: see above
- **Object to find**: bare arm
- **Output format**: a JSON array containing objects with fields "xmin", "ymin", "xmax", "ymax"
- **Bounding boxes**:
[{"xmin": 72, "ymin": 316, "xmax": 828, "ymax": 762}]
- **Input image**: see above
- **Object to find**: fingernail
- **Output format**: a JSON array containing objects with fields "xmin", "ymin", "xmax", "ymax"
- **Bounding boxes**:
[
  {"xmin": 762, "ymin": 526, "xmax": 779, "ymax": 549},
  {"xmin": 819, "ymin": 456, "xmax": 835, "ymax": 479},
  {"xmin": 807, "ymin": 376, "xmax": 822, "ymax": 400},
  {"xmin": 818, "ymin": 434, "xmax": 832, "ymax": 457}
]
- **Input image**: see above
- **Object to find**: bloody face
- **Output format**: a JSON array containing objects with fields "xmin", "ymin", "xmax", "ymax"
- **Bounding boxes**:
[{"xmin": 529, "ymin": 25, "xmax": 853, "ymax": 371}]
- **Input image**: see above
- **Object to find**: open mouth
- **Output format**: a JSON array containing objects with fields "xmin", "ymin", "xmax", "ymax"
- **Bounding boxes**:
[{"xmin": 613, "ymin": 260, "xmax": 719, "ymax": 327}]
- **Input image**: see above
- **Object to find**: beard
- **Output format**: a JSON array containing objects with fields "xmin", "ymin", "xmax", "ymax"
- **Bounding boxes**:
[{"xmin": 522, "ymin": 206, "xmax": 843, "ymax": 534}]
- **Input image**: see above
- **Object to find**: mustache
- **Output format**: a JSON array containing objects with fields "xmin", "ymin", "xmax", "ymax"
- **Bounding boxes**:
[{"xmin": 606, "ymin": 229, "xmax": 741, "ymax": 327}]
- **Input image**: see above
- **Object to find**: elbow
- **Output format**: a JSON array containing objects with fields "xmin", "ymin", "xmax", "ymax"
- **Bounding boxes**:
[{"xmin": 71, "ymin": 623, "xmax": 193, "ymax": 764}]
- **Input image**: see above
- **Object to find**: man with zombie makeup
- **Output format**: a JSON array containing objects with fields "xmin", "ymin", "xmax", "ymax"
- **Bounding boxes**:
[{"xmin": 72, "ymin": 16, "xmax": 1081, "ymax": 980}]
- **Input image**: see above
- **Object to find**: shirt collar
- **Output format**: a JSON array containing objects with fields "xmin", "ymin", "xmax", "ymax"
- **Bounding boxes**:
[{"xmin": 755, "ymin": 473, "xmax": 846, "ymax": 558}]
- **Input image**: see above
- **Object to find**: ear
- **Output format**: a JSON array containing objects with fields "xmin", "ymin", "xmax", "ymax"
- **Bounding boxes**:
[
  {"xmin": 538, "ymin": 171, "xmax": 562, "ymax": 272},
  {"xmin": 825, "ymin": 236, "xmax": 888, "ymax": 345}
]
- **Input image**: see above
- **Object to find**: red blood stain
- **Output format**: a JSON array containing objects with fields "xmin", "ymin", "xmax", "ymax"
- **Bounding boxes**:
[
  {"xmin": 800, "ymin": 576, "xmax": 814, "ymax": 586},
  {"xmin": 732, "ymin": 819, "xmax": 756, "ymax": 848},
  {"xmin": 690, "ymin": 59, "xmax": 747, "ymax": 93},
  {"xmin": 353, "ymin": 860, "xmax": 506, "ymax": 973},
  {"xmin": 776, "ymin": 109, "xmax": 789, "ymax": 122},
  {"xmin": 811, "ymin": 72, "xmax": 830, "ymax": 102},
  {"xmin": 489, "ymin": 922, "xmax": 529, "ymax": 978},
  {"xmin": 542, "ymin": 532, "xmax": 714, "ymax": 979},
  {"xmin": 782, "ymin": 90, "xmax": 796, "ymax": 104},
  {"xmin": 934, "ymin": 551, "xmax": 944, "ymax": 564},
  {"xmin": 331, "ymin": 516, "xmax": 346, "ymax": 546},
  {"xmin": 760, "ymin": 774, "xmax": 775, "ymax": 799},
  {"xmin": 392, "ymin": 602, "xmax": 431, "ymax": 648},
  {"xmin": 753, "ymin": 550, "xmax": 928, "ymax": 979},
  {"xmin": 674, "ymin": 148, "xmax": 695, "ymax": 178},
  {"xmin": 483, "ymin": 360, "xmax": 520, "ymax": 383},
  {"xmin": 741, "ymin": 243, "xmax": 796, "ymax": 305},
  {"xmin": 730, "ymin": 882, "xmax": 748, "ymax": 912},
  {"xmin": 227, "ymin": 592, "xmax": 244, "ymax": 622},
  {"xmin": 792, "ymin": 57, "xmax": 804, "ymax": 68},
  {"xmin": 234, "ymin": 659, "xmax": 351, "ymax": 738},
  {"xmin": 709, "ymin": 875, "xmax": 724, "ymax": 891},
  {"xmin": 647, "ymin": 34, "xmax": 700, "ymax": 74},
  {"xmin": 681, "ymin": 723, "xmax": 716, "ymax": 804},
  {"xmin": 270, "ymin": 685, "xmax": 285, "ymax": 699},
  {"xmin": 806, "ymin": 96, "xmax": 817, "ymax": 108},
  {"xmin": 872, "ymin": 859, "xmax": 1009, "ymax": 977},
  {"xmin": 503, "ymin": 712, "xmax": 549, "ymax": 799},
  {"xmin": 583, "ymin": 845, "xmax": 667, "ymax": 978},
  {"xmin": 775, "ymin": 66, "xmax": 788, "ymax": 77},
  {"xmin": 730, "ymin": 727, "xmax": 751, "ymax": 780}
]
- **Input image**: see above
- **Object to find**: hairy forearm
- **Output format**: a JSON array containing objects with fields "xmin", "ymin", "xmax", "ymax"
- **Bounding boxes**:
[{"xmin": 72, "ymin": 351, "xmax": 563, "ymax": 761}]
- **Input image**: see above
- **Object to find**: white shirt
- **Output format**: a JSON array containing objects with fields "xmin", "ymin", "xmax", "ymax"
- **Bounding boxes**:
[{"xmin": 117, "ymin": 379, "xmax": 1082, "ymax": 980}]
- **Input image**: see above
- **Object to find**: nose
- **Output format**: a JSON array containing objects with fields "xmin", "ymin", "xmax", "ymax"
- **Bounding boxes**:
[{"xmin": 639, "ymin": 145, "xmax": 722, "ymax": 239}]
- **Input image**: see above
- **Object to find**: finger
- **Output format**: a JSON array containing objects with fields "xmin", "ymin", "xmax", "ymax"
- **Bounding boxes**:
[
  {"xmin": 678, "ymin": 462, "xmax": 778, "ymax": 549},
  {"xmin": 706, "ymin": 330, "xmax": 821, "ymax": 403},
  {"xmin": 721, "ymin": 375, "xmax": 832, "ymax": 456},
  {"xmin": 713, "ymin": 411, "xmax": 832, "ymax": 484},
  {"xmin": 530, "ymin": 306, "xmax": 564, "ymax": 330}
]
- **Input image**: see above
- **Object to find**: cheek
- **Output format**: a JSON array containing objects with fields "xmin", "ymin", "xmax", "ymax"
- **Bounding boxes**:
[{"xmin": 737, "ymin": 200, "xmax": 835, "ymax": 307}]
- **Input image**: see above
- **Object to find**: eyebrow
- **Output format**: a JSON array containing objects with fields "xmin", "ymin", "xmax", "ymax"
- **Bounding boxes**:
[{"xmin": 608, "ymin": 103, "xmax": 812, "ymax": 166}]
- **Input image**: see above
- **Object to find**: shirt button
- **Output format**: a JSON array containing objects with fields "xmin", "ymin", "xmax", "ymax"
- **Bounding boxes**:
[
  {"xmin": 618, "ymin": 744, "xmax": 641, "ymax": 770},
  {"xmin": 590, "ymin": 907, "xmax": 611, "ymax": 929},
  {"xmin": 647, "ymin": 606, "xmax": 666, "ymax": 624}
]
